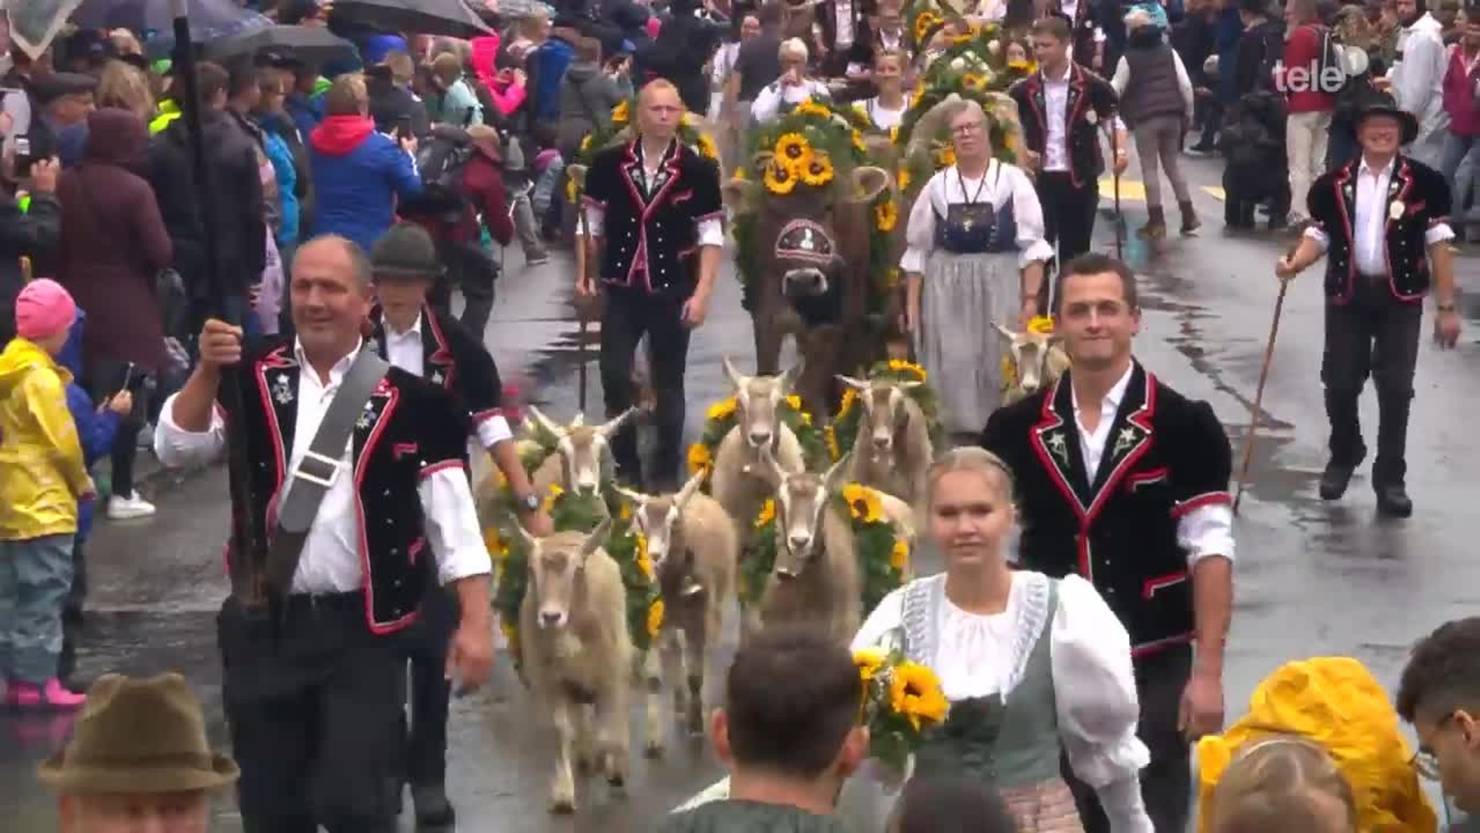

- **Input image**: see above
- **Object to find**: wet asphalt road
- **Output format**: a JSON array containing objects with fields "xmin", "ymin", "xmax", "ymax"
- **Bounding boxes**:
[{"xmin": 4, "ymin": 149, "xmax": 1479, "ymax": 832}]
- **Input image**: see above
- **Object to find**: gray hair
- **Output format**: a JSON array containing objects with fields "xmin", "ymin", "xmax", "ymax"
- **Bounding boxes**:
[
  {"xmin": 294, "ymin": 234, "xmax": 373, "ymax": 289},
  {"xmin": 779, "ymin": 37, "xmax": 809, "ymax": 63},
  {"xmin": 948, "ymin": 98, "xmax": 988, "ymax": 129}
]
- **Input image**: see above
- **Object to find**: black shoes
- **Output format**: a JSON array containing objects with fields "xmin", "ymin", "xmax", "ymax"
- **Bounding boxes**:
[
  {"xmin": 412, "ymin": 783, "xmax": 456, "ymax": 829},
  {"xmin": 1319, "ymin": 446, "xmax": 1365, "ymax": 500},
  {"xmin": 1375, "ymin": 483, "xmax": 1414, "ymax": 518}
]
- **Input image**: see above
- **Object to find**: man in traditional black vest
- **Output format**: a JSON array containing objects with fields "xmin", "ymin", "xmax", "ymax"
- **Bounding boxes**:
[
  {"xmin": 154, "ymin": 234, "xmax": 495, "ymax": 833},
  {"xmin": 1276, "ymin": 94, "xmax": 1461, "ymax": 516},
  {"xmin": 577, "ymin": 78, "xmax": 724, "ymax": 491},
  {"xmin": 981, "ymin": 253, "xmax": 1235, "ymax": 833},
  {"xmin": 366, "ymin": 222, "xmax": 553, "ymax": 827},
  {"xmin": 1012, "ymin": 16, "xmax": 1128, "ymax": 306}
]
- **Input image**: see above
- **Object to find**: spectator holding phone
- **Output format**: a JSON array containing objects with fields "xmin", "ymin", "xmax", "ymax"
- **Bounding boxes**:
[
  {"xmin": 0, "ymin": 147, "xmax": 62, "ymax": 347},
  {"xmin": 0, "ymin": 279, "xmax": 94, "ymax": 708}
]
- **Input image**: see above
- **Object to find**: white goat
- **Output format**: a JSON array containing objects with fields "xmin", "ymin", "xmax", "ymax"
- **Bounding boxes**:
[
  {"xmin": 710, "ymin": 358, "xmax": 806, "ymax": 544},
  {"xmin": 615, "ymin": 471, "xmax": 739, "ymax": 754},
  {"xmin": 837, "ymin": 374, "xmax": 934, "ymax": 512},
  {"xmin": 518, "ymin": 518, "xmax": 632, "ymax": 814},
  {"xmin": 751, "ymin": 451, "xmax": 915, "ymax": 643},
  {"xmin": 525, "ymin": 406, "xmax": 637, "ymax": 496},
  {"xmin": 997, "ymin": 324, "xmax": 1070, "ymax": 405}
]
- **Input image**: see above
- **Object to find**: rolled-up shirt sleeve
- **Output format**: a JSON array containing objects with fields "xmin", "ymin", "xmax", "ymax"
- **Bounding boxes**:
[
  {"xmin": 154, "ymin": 392, "xmax": 226, "ymax": 469},
  {"xmin": 697, "ymin": 216, "xmax": 725, "ymax": 246},
  {"xmin": 1426, "ymin": 222, "xmax": 1456, "ymax": 246},
  {"xmin": 582, "ymin": 202, "xmax": 605, "ymax": 238},
  {"xmin": 1303, "ymin": 223, "xmax": 1331, "ymax": 251},
  {"xmin": 1052, "ymin": 575, "xmax": 1152, "ymax": 830},
  {"xmin": 418, "ymin": 466, "xmax": 493, "ymax": 585},
  {"xmin": 475, "ymin": 414, "xmax": 514, "ymax": 450},
  {"xmin": 1009, "ymin": 165, "xmax": 1054, "ymax": 266},
  {"xmin": 1177, "ymin": 504, "xmax": 1235, "ymax": 566},
  {"xmin": 900, "ymin": 177, "xmax": 938, "ymax": 274}
]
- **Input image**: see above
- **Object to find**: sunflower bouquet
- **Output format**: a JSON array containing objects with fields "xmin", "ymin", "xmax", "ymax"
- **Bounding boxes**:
[{"xmin": 853, "ymin": 647, "xmax": 950, "ymax": 771}]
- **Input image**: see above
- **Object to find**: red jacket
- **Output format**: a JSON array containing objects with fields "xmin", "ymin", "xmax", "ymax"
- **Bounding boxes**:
[
  {"xmin": 414, "ymin": 151, "xmax": 515, "ymax": 246},
  {"xmin": 1275, "ymin": 24, "xmax": 1336, "ymax": 113},
  {"xmin": 1443, "ymin": 46, "xmax": 1480, "ymax": 136}
]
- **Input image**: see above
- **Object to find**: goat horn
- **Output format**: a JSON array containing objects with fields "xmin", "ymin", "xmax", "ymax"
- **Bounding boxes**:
[{"xmin": 723, "ymin": 356, "xmax": 745, "ymax": 388}]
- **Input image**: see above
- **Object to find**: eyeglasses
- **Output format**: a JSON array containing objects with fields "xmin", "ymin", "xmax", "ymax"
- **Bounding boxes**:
[{"xmin": 952, "ymin": 121, "xmax": 986, "ymax": 135}]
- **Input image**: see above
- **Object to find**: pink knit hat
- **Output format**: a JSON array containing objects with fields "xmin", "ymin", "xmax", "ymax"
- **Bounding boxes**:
[{"xmin": 15, "ymin": 278, "xmax": 76, "ymax": 342}]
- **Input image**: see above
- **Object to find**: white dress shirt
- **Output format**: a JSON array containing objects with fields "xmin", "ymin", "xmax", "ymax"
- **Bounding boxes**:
[
  {"xmin": 1070, "ymin": 364, "xmax": 1235, "ymax": 567},
  {"xmin": 1043, "ymin": 66, "xmax": 1075, "ymax": 172},
  {"xmin": 154, "ymin": 339, "xmax": 492, "ymax": 594},
  {"xmin": 857, "ymin": 96, "xmax": 906, "ymax": 130},
  {"xmin": 901, "ymin": 161, "xmax": 1056, "ymax": 271},
  {"xmin": 382, "ymin": 312, "xmax": 514, "ymax": 450},
  {"xmin": 1302, "ymin": 156, "xmax": 1455, "ymax": 275}
]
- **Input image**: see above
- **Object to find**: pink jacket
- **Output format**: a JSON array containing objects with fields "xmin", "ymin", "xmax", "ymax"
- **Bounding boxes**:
[
  {"xmin": 471, "ymin": 35, "xmax": 501, "ymax": 90},
  {"xmin": 1443, "ymin": 46, "xmax": 1480, "ymax": 136}
]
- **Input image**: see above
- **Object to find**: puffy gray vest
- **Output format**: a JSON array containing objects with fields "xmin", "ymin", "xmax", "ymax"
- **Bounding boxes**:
[{"xmin": 1121, "ymin": 44, "xmax": 1184, "ymax": 128}]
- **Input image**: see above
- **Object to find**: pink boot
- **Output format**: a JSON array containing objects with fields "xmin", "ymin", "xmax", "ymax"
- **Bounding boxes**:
[
  {"xmin": 7, "ymin": 679, "xmax": 41, "ymax": 708},
  {"xmin": 11, "ymin": 678, "xmax": 85, "ymax": 710}
]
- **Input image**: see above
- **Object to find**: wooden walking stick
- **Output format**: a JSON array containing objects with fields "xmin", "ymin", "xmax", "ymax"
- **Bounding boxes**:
[
  {"xmin": 1233, "ymin": 244, "xmax": 1298, "ymax": 515},
  {"xmin": 1111, "ymin": 127, "xmax": 1124, "ymax": 260},
  {"xmin": 574, "ymin": 172, "xmax": 592, "ymax": 415}
]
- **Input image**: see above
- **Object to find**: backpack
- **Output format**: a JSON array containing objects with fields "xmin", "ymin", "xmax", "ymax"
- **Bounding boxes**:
[
  {"xmin": 1312, "ymin": 24, "xmax": 1348, "ymax": 94},
  {"xmin": 405, "ymin": 125, "xmax": 476, "ymax": 222}
]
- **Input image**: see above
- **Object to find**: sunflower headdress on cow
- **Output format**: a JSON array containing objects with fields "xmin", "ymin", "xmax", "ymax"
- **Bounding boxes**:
[
  {"xmin": 563, "ymin": 99, "xmax": 720, "ymax": 204},
  {"xmin": 728, "ymin": 97, "xmax": 899, "ymax": 332}
]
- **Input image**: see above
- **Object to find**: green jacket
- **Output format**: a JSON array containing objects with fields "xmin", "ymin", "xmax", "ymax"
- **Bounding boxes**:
[{"xmin": 657, "ymin": 800, "xmax": 854, "ymax": 833}]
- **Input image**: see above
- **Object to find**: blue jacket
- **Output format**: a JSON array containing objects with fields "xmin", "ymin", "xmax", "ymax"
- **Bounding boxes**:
[
  {"xmin": 58, "ymin": 309, "xmax": 120, "ymax": 538},
  {"xmin": 531, "ymin": 37, "xmax": 575, "ymax": 123},
  {"xmin": 307, "ymin": 115, "xmax": 423, "ymax": 253},
  {"xmin": 285, "ymin": 92, "xmax": 325, "ymax": 142},
  {"xmin": 260, "ymin": 126, "xmax": 300, "ymax": 247}
]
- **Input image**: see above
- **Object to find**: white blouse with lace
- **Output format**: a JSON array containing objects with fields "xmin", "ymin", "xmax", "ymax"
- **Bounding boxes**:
[
  {"xmin": 852, "ymin": 570, "xmax": 1153, "ymax": 830},
  {"xmin": 899, "ymin": 160, "xmax": 1055, "ymax": 273}
]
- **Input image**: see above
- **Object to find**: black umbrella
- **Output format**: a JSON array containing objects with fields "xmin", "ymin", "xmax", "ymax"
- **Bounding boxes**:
[
  {"xmin": 205, "ymin": 24, "xmax": 360, "ymax": 66},
  {"xmin": 69, "ymin": 0, "xmax": 269, "ymax": 41},
  {"xmin": 329, "ymin": 0, "xmax": 492, "ymax": 39}
]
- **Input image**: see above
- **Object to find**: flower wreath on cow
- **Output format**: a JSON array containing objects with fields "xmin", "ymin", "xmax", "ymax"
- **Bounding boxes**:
[
  {"xmin": 741, "ymin": 482, "xmax": 911, "ymax": 613},
  {"xmin": 824, "ymin": 358, "xmax": 944, "ymax": 462},
  {"xmin": 685, "ymin": 391, "xmax": 830, "ymax": 486},
  {"xmin": 724, "ymin": 97, "xmax": 899, "ymax": 420},
  {"xmin": 487, "ymin": 424, "xmax": 663, "ymax": 673}
]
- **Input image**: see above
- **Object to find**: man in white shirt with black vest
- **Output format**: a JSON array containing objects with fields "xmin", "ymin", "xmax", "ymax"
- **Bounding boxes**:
[
  {"xmin": 155, "ymin": 234, "xmax": 494, "ymax": 833},
  {"xmin": 1277, "ymin": 94, "xmax": 1460, "ymax": 516}
]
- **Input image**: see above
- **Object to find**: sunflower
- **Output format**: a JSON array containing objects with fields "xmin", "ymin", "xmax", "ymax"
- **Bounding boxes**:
[
  {"xmin": 999, "ymin": 353, "xmax": 1020, "ymax": 390},
  {"xmin": 799, "ymin": 410, "xmax": 813, "ymax": 426},
  {"xmin": 913, "ymin": 10, "xmax": 943, "ymax": 43},
  {"xmin": 887, "ymin": 359, "xmax": 928, "ymax": 381},
  {"xmin": 961, "ymin": 72, "xmax": 986, "ymax": 91},
  {"xmin": 897, "ymin": 166, "xmax": 911, "ymax": 193},
  {"xmin": 795, "ymin": 98, "xmax": 832, "ymax": 119},
  {"xmin": 542, "ymin": 483, "xmax": 565, "ymax": 514},
  {"xmin": 1007, "ymin": 58, "xmax": 1037, "ymax": 74},
  {"xmin": 889, "ymin": 125, "xmax": 900, "ymax": 145},
  {"xmin": 580, "ymin": 134, "xmax": 593, "ymax": 153},
  {"xmin": 707, "ymin": 395, "xmax": 739, "ymax": 422},
  {"xmin": 611, "ymin": 99, "xmax": 630, "ymax": 125},
  {"xmin": 935, "ymin": 145, "xmax": 958, "ymax": 168},
  {"xmin": 688, "ymin": 442, "xmax": 713, "ymax": 476},
  {"xmin": 839, "ymin": 386, "xmax": 858, "ymax": 416},
  {"xmin": 875, "ymin": 200, "xmax": 898, "ymax": 232},
  {"xmin": 842, "ymin": 483, "xmax": 884, "ymax": 523},
  {"xmin": 824, "ymin": 424, "xmax": 841, "ymax": 461},
  {"xmin": 852, "ymin": 129, "xmax": 867, "ymax": 153},
  {"xmin": 500, "ymin": 619, "xmax": 518, "ymax": 648},
  {"xmin": 484, "ymin": 527, "xmax": 509, "ymax": 560},
  {"xmin": 618, "ymin": 501, "xmax": 633, "ymax": 521},
  {"xmin": 636, "ymin": 534, "xmax": 654, "ymax": 581},
  {"xmin": 775, "ymin": 132, "xmax": 812, "ymax": 167},
  {"xmin": 854, "ymin": 647, "xmax": 887, "ymax": 682},
  {"xmin": 763, "ymin": 161, "xmax": 798, "ymax": 195},
  {"xmin": 889, "ymin": 661, "xmax": 949, "ymax": 730},
  {"xmin": 647, "ymin": 599, "xmax": 665, "ymax": 638},
  {"xmin": 890, "ymin": 538, "xmax": 910, "ymax": 571},
  {"xmin": 696, "ymin": 133, "xmax": 719, "ymax": 160},
  {"xmin": 564, "ymin": 175, "xmax": 579, "ymax": 204},
  {"xmin": 1027, "ymin": 315, "xmax": 1056, "ymax": 335},
  {"xmin": 801, "ymin": 154, "xmax": 835, "ymax": 187},
  {"xmin": 733, "ymin": 165, "xmax": 748, "ymax": 181},
  {"xmin": 785, "ymin": 394, "xmax": 803, "ymax": 412},
  {"xmin": 755, "ymin": 498, "xmax": 777, "ymax": 529}
]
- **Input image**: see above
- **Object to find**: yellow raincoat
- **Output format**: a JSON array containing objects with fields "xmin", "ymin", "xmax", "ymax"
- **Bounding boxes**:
[
  {"xmin": 0, "ymin": 337, "xmax": 92, "ymax": 540},
  {"xmin": 1195, "ymin": 656, "xmax": 1438, "ymax": 833}
]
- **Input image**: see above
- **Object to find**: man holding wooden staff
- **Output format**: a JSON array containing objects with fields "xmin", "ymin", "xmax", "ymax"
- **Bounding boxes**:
[{"xmin": 1276, "ymin": 93, "xmax": 1462, "ymax": 517}]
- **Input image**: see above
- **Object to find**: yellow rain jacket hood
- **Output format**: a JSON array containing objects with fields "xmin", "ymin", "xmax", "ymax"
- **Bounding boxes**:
[
  {"xmin": 0, "ymin": 337, "xmax": 92, "ymax": 539},
  {"xmin": 1196, "ymin": 656, "xmax": 1438, "ymax": 833}
]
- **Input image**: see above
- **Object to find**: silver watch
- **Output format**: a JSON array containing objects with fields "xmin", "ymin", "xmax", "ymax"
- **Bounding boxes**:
[{"xmin": 517, "ymin": 492, "xmax": 540, "ymax": 512}]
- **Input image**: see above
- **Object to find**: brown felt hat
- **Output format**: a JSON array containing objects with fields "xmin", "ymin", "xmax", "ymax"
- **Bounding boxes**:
[{"xmin": 37, "ymin": 673, "xmax": 239, "ymax": 795}]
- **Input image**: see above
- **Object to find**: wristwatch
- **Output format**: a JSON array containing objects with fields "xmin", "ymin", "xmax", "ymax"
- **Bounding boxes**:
[{"xmin": 517, "ymin": 492, "xmax": 540, "ymax": 513}]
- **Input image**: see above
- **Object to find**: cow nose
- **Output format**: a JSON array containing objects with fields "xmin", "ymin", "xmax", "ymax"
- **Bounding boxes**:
[{"xmin": 540, "ymin": 611, "xmax": 563, "ymax": 628}]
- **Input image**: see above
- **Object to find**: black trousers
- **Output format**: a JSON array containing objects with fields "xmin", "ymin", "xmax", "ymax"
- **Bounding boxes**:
[
  {"xmin": 218, "ymin": 593, "xmax": 406, "ymax": 833},
  {"xmin": 83, "ymin": 357, "xmax": 149, "ymax": 498},
  {"xmin": 1321, "ymin": 279, "xmax": 1423, "ymax": 486},
  {"xmin": 1068, "ymin": 644, "xmax": 1193, "ymax": 833},
  {"xmin": 429, "ymin": 239, "xmax": 499, "ymax": 343},
  {"xmin": 1037, "ymin": 172, "xmax": 1099, "ymax": 305},
  {"xmin": 404, "ymin": 587, "xmax": 459, "ymax": 789},
  {"xmin": 600, "ymin": 287, "xmax": 691, "ymax": 491}
]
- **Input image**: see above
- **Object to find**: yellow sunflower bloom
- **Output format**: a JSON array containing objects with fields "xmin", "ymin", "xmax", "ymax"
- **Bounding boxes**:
[
  {"xmin": 824, "ymin": 424, "xmax": 841, "ymax": 461},
  {"xmin": 890, "ymin": 538, "xmax": 910, "ymax": 571},
  {"xmin": 897, "ymin": 167, "xmax": 911, "ymax": 193},
  {"xmin": 854, "ymin": 647, "xmax": 887, "ymax": 682},
  {"xmin": 636, "ymin": 534, "xmax": 654, "ymax": 581},
  {"xmin": 795, "ymin": 98, "xmax": 832, "ymax": 119},
  {"xmin": 1007, "ymin": 59, "xmax": 1038, "ymax": 74},
  {"xmin": 611, "ymin": 100, "xmax": 630, "ymax": 125},
  {"xmin": 688, "ymin": 442, "xmax": 713, "ymax": 475},
  {"xmin": 542, "ymin": 483, "xmax": 565, "ymax": 514},
  {"xmin": 483, "ymin": 528, "xmax": 508, "ymax": 560},
  {"xmin": 785, "ymin": 394, "xmax": 803, "ymax": 411},
  {"xmin": 936, "ymin": 145, "xmax": 957, "ymax": 168},
  {"xmin": 801, "ymin": 154, "xmax": 835, "ymax": 186},
  {"xmin": 852, "ymin": 129, "xmax": 866, "ymax": 153},
  {"xmin": 647, "ymin": 599, "xmax": 665, "ymax": 638},
  {"xmin": 618, "ymin": 501, "xmax": 633, "ymax": 521},
  {"xmin": 763, "ymin": 161, "xmax": 798, "ymax": 195},
  {"xmin": 775, "ymin": 132, "xmax": 812, "ymax": 166},
  {"xmin": 564, "ymin": 175, "xmax": 579, "ymax": 204},
  {"xmin": 580, "ymin": 134, "xmax": 593, "ymax": 153},
  {"xmin": 889, "ymin": 125, "xmax": 900, "ymax": 144},
  {"xmin": 1027, "ymin": 315, "xmax": 1056, "ymax": 335},
  {"xmin": 1000, "ymin": 353, "xmax": 1020, "ymax": 390},
  {"xmin": 913, "ymin": 11, "xmax": 943, "ymax": 43},
  {"xmin": 961, "ymin": 72, "xmax": 986, "ymax": 91},
  {"xmin": 842, "ymin": 483, "xmax": 884, "ymax": 523},
  {"xmin": 755, "ymin": 498, "xmax": 777, "ymax": 529},
  {"xmin": 889, "ymin": 661, "xmax": 950, "ymax": 730},
  {"xmin": 887, "ymin": 359, "xmax": 928, "ymax": 381},
  {"xmin": 839, "ymin": 386, "xmax": 858, "ymax": 415},
  {"xmin": 734, "ymin": 165, "xmax": 748, "ymax": 181},
  {"xmin": 800, "ymin": 411, "xmax": 813, "ymax": 426},
  {"xmin": 696, "ymin": 133, "xmax": 719, "ymax": 160},
  {"xmin": 707, "ymin": 396, "xmax": 739, "ymax": 422},
  {"xmin": 875, "ymin": 200, "xmax": 898, "ymax": 232}
]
